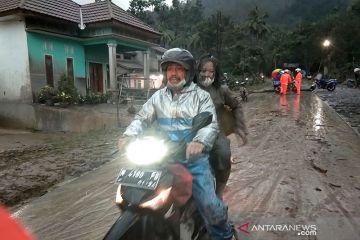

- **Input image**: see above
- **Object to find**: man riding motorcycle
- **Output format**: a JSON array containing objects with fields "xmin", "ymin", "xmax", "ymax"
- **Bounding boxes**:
[{"xmin": 118, "ymin": 48, "xmax": 235, "ymax": 240}]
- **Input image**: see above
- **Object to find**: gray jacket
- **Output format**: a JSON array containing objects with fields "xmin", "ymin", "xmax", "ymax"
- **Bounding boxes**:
[{"xmin": 124, "ymin": 82, "xmax": 219, "ymax": 151}]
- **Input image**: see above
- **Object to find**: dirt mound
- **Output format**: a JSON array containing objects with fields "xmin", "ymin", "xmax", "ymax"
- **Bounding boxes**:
[{"xmin": 0, "ymin": 128, "xmax": 123, "ymax": 207}]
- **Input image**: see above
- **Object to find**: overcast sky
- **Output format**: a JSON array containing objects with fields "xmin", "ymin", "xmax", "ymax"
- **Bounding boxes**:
[{"xmin": 73, "ymin": 0, "xmax": 173, "ymax": 10}]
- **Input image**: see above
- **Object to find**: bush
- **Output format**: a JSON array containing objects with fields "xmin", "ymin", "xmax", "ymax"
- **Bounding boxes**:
[
  {"xmin": 37, "ymin": 74, "xmax": 111, "ymax": 106},
  {"xmin": 56, "ymin": 92, "xmax": 74, "ymax": 104},
  {"xmin": 58, "ymin": 74, "xmax": 78, "ymax": 104},
  {"xmin": 38, "ymin": 85, "xmax": 58, "ymax": 103},
  {"xmin": 83, "ymin": 93, "xmax": 109, "ymax": 104}
]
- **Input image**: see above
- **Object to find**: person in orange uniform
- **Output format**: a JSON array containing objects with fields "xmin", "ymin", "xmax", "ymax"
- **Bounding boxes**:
[
  {"xmin": 295, "ymin": 68, "xmax": 302, "ymax": 95},
  {"xmin": 280, "ymin": 69, "xmax": 291, "ymax": 95}
]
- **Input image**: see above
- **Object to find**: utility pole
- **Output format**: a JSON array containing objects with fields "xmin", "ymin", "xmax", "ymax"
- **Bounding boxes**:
[{"xmin": 216, "ymin": 11, "xmax": 223, "ymax": 62}]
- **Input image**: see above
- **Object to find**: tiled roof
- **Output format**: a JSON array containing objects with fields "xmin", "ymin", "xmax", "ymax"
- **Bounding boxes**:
[
  {"xmin": 0, "ymin": 0, "xmax": 21, "ymax": 12},
  {"xmin": 0, "ymin": 0, "xmax": 80, "ymax": 22},
  {"xmin": 118, "ymin": 60, "xmax": 143, "ymax": 70},
  {"xmin": 23, "ymin": 0, "xmax": 80, "ymax": 22},
  {"xmin": 0, "ymin": 0, "xmax": 160, "ymax": 35},
  {"xmin": 81, "ymin": 1, "xmax": 159, "ymax": 34}
]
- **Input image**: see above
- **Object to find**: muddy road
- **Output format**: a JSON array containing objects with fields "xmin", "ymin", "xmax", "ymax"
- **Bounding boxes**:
[
  {"xmin": 11, "ymin": 91, "xmax": 360, "ymax": 240},
  {"xmin": 0, "ymin": 128, "xmax": 123, "ymax": 207},
  {"xmin": 228, "ymin": 91, "xmax": 360, "ymax": 239}
]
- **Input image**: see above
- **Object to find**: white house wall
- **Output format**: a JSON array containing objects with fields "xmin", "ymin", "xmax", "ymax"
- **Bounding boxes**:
[{"xmin": 0, "ymin": 16, "xmax": 32, "ymax": 103}]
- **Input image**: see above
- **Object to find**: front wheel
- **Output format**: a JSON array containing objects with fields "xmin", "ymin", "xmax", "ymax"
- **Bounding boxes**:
[{"xmin": 327, "ymin": 84, "xmax": 336, "ymax": 91}]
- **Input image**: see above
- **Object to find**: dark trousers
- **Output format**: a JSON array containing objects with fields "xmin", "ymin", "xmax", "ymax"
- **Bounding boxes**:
[{"xmin": 209, "ymin": 134, "xmax": 231, "ymax": 195}]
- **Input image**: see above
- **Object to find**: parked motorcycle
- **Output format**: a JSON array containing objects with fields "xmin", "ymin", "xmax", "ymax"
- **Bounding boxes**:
[
  {"xmin": 104, "ymin": 112, "xmax": 215, "ymax": 240},
  {"xmin": 310, "ymin": 78, "xmax": 337, "ymax": 91}
]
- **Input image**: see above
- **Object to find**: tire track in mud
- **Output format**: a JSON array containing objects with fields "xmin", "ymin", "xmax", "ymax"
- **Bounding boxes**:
[
  {"xmin": 15, "ymin": 162, "xmax": 122, "ymax": 240},
  {"xmin": 226, "ymin": 93, "xmax": 338, "ymax": 239},
  {"xmin": 227, "ymin": 97, "xmax": 290, "ymax": 219},
  {"xmin": 300, "ymin": 94, "xmax": 360, "ymax": 238},
  {"xmin": 319, "ymin": 185, "xmax": 360, "ymax": 237},
  {"xmin": 304, "ymin": 132, "xmax": 360, "ymax": 237}
]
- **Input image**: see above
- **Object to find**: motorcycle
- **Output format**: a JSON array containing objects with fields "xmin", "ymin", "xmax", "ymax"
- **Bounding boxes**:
[
  {"xmin": 272, "ymin": 79, "xmax": 281, "ymax": 93},
  {"xmin": 104, "ymin": 112, "xmax": 215, "ymax": 240},
  {"xmin": 310, "ymin": 78, "xmax": 337, "ymax": 91}
]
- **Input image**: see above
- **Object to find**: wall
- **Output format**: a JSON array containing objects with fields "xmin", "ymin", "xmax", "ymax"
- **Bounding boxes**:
[
  {"xmin": 0, "ymin": 16, "xmax": 32, "ymax": 102},
  {"xmin": 0, "ymin": 103, "xmax": 131, "ymax": 132},
  {"xmin": 27, "ymin": 32, "xmax": 86, "ymax": 96},
  {"xmin": 0, "ymin": 103, "xmax": 36, "ymax": 129},
  {"xmin": 34, "ymin": 105, "xmax": 119, "ymax": 132}
]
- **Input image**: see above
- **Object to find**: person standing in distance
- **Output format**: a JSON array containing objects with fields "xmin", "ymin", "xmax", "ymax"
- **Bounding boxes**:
[{"xmin": 295, "ymin": 68, "xmax": 303, "ymax": 95}]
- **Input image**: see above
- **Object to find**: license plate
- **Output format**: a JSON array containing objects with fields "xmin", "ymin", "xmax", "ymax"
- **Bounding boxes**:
[{"xmin": 116, "ymin": 168, "xmax": 162, "ymax": 190}]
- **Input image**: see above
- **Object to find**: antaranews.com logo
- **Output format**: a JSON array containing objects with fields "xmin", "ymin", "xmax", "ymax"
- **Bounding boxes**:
[{"xmin": 238, "ymin": 223, "xmax": 317, "ymax": 236}]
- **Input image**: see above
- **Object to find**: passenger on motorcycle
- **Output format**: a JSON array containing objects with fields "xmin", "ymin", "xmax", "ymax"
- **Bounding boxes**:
[
  {"xmin": 118, "ymin": 48, "xmax": 235, "ymax": 240},
  {"xmin": 195, "ymin": 54, "xmax": 248, "ymax": 199}
]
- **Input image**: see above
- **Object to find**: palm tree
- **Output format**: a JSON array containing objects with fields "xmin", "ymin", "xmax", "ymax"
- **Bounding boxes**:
[{"xmin": 243, "ymin": 6, "xmax": 271, "ymax": 43}]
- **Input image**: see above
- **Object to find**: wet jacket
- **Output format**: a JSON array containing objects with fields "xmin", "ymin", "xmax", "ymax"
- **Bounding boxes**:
[
  {"xmin": 124, "ymin": 82, "xmax": 219, "ymax": 151},
  {"xmin": 280, "ymin": 73, "xmax": 291, "ymax": 85},
  {"xmin": 295, "ymin": 72, "xmax": 302, "ymax": 84},
  {"xmin": 199, "ymin": 84, "xmax": 247, "ymax": 138}
]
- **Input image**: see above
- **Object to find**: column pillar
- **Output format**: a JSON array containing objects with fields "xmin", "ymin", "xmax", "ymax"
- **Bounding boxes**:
[
  {"xmin": 143, "ymin": 49, "xmax": 150, "ymax": 87},
  {"xmin": 107, "ymin": 43, "xmax": 117, "ymax": 90}
]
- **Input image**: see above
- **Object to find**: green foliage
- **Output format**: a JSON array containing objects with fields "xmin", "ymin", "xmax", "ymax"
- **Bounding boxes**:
[
  {"xmin": 37, "ymin": 74, "xmax": 112, "ymax": 106},
  {"xmin": 38, "ymin": 85, "xmax": 58, "ymax": 103},
  {"xmin": 122, "ymin": 0, "xmax": 360, "ymax": 85},
  {"xmin": 84, "ymin": 93, "xmax": 110, "ymax": 104},
  {"xmin": 57, "ymin": 74, "xmax": 79, "ymax": 104}
]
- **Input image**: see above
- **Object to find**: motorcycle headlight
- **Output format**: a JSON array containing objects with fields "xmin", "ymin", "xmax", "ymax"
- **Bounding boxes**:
[
  {"xmin": 139, "ymin": 187, "xmax": 172, "ymax": 210},
  {"xmin": 126, "ymin": 137, "xmax": 168, "ymax": 165}
]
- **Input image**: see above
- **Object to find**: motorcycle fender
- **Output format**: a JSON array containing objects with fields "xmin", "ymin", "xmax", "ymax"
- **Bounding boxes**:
[
  {"xmin": 167, "ymin": 164, "xmax": 193, "ymax": 207},
  {"xmin": 103, "ymin": 210, "xmax": 138, "ymax": 240}
]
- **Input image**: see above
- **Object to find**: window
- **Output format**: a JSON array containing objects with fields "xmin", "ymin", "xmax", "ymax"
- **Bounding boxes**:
[
  {"xmin": 67, "ymin": 58, "xmax": 74, "ymax": 80},
  {"xmin": 45, "ymin": 55, "xmax": 54, "ymax": 86}
]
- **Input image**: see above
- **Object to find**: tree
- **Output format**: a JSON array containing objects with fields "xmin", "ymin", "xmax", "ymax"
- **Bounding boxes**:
[{"xmin": 242, "ymin": 6, "xmax": 271, "ymax": 43}]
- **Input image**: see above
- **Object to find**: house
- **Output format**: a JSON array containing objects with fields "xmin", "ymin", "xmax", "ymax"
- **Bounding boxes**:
[
  {"xmin": 0, "ymin": 0, "xmax": 163, "ymax": 104},
  {"xmin": 116, "ymin": 46, "xmax": 166, "ymax": 97}
]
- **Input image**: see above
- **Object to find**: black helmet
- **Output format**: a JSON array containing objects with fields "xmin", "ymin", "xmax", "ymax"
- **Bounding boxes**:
[{"xmin": 160, "ymin": 48, "xmax": 196, "ymax": 84}]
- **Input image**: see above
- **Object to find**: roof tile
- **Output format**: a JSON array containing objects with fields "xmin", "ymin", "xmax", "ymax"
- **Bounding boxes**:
[
  {"xmin": 0, "ymin": 0, "xmax": 160, "ymax": 35},
  {"xmin": 0, "ymin": 0, "xmax": 22, "ymax": 12}
]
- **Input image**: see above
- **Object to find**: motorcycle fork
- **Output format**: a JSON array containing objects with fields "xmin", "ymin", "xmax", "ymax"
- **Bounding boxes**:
[
  {"xmin": 140, "ymin": 215, "xmax": 152, "ymax": 240},
  {"xmin": 140, "ymin": 212, "xmax": 180, "ymax": 240}
]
